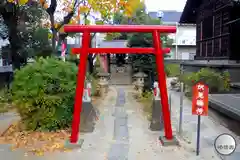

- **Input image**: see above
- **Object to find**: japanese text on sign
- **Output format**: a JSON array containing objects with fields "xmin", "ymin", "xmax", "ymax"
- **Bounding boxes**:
[{"xmin": 192, "ymin": 82, "xmax": 208, "ymax": 116}]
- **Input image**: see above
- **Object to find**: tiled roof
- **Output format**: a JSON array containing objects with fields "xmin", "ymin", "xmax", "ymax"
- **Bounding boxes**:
[{"xmin": 148, "ymin": 11, "xmax": 182, "ymax": 24}]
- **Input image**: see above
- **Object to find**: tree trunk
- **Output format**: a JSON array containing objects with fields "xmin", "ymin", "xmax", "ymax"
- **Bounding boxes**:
[
  {"xmin": 9, "ymin": 19, "xmax": 21, "ymax": 69},
  {"xmin": 88, "ymin": 55, "xmax": 94, "ymax": 73},
  {"xmin": 107, "ymin": 54, "xmax": 111, "ymax": 73},
  {"xmin": 1, "ymin": 4, "xmax": 22, "ymax": 70},
  {"xmin": 50, "ymin": 14, "xmax": 56, "ymax": 54},
  {"xmin": 87, "ymin": 34, "xmax": 96, "ymax": 74}
]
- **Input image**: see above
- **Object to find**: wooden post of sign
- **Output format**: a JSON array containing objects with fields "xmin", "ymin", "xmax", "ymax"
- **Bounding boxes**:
[
  {"xmin": 192, "ymin": 82, "xmax": 209, "ymax": 156},
  {"xmin": 196, "ymin": 115, "xmax": 201, "ymax": 156}
]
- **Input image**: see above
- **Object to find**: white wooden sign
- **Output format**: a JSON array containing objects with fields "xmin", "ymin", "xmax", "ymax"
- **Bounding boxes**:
[
  {"xmin": 86, "ymin": 82, "xmax": 92, "ymax": 96},
  {"xmin": 82, "ymin": 88, "xmax": 91, "ymax": 102}
]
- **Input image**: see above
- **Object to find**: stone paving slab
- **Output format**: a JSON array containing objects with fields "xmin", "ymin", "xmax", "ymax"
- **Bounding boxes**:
[{"xmin": 108, "ymin": 88, "xmax": 130, "ymax": 159}]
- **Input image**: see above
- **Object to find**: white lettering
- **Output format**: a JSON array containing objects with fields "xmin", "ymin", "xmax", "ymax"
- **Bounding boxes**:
[
  {"xmin": 196, "ymin": 99, "xmax": 204, "ymax": 107},
  {"xmin": 196, "ymin": 108, "xmax": 203, "ymax": 115},
  {"xmin": 197, "ymin": 84, "xmax": 205, "ymax": 91},
  {"xmin": 197, "ymin": 92, "xmax": 204, "ymax": 99}
]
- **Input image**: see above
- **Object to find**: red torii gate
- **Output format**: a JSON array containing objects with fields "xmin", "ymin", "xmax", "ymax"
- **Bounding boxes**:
[{"xmin": 64, "ymin": 25, "xmax": 176, "ymax": 144}]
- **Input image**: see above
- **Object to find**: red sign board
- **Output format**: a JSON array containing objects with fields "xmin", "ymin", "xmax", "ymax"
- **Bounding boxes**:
[{"xmin": 192, "ymin": 82, "xmax": 209, "ymax": 116}]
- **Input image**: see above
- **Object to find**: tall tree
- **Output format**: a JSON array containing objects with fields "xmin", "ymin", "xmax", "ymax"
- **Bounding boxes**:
[
  {"xmin": 40, "ymin": 0, "xmax": 142, "ymax": 73},
  {"xmin": 0, "ymin": 0, "xmax": 46, "ymax": 69},
  {"xmin": 126, "ymin": 3, "xmax": 173, "ymax": 89},
  {"xmin": 2, "ymin": 0, "xmax": 141, "ymax": 71}
]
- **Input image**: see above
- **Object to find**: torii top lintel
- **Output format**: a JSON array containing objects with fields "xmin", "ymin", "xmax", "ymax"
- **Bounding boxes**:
[{"xmin": 64, "ymin": 25, "xmax": 176, "ymax": 33}]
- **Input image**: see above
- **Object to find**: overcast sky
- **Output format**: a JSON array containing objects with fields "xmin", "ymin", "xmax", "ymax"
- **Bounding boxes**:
[{"xmin": 145, "ymin": 0, "xmax": 187, "ymax": 12}]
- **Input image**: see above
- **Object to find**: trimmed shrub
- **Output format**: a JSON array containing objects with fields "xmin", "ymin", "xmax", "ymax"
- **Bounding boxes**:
[
  {"xmin": 165, "ymin": 64, "xmax": 180, "ymax": 77},
  {"xmin": 66, "ymin": 54, "xmax": 79, "ymax": 65},
  {"xmin": 181, "ymin": 68, "xmax": 230, "ymax": 96},
  {"xmin": 139, "ymin": 91, "xmax": 153, "ymax": 121},
  {"xmin": 11, "ymin": 57, "xmax": 78, "ymax": 131}
]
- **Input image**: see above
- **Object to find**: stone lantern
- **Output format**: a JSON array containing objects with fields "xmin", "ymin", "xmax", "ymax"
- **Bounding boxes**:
[
  {"xmin": 97, "ymin": 72, "xmax": 110, "ymax": 95},
  {"xmin": 133, "ymin": 71, "xmax": 147, "ymax": 95}
]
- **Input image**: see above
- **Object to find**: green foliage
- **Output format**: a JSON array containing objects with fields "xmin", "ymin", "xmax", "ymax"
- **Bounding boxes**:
[
  {"xmin": 141, "ymin": 91, "xmax": 153, "ymax": 99},
  {"xmin": 127, "ymin": 4, "xmax": 173, "ymax": 79},
  {"xmin": 95, "ymin": 55, "xmax": 101, "ymax": 69},
  {"xmin": 0, "ymin": 88, "xmax": 12, "ymax": 113},
  {"xmin": 11, "ymin": 58, "xmax": 78, "ymax": 131},
  {"xmin": 86, "ymin": 73, "xmax": 99, "ymax": 96},
  {"xmin": 222, "ymin": 71, "xmax": 231, "ymax": 90},
  {"xmin": 0, "ymin": 87, "xmax": 12, "ymax": 104},
  {"xmin": 104, "ymin": 33, "xmax": 122, "ymax": 41},
  {"xmin": 17, "ymin": 3, "xmax": 49, "ymax": 58},
  {"xmin": 66, "ymin": 54, "xmax": 79, "ymax": 65},
  {"xmin": 181, "ymin": 68, "xmax": 230, "ymax": 95},
  {"xmin": 139, "ymin": 91, "xmax": 153, "ymax": 121},
  {"xmin": 30, "ymin": 28, "xmax": 52, "ymax": 57},
  {"xmin": 165, "ymin": 64, "xmax": 180, "ymax": 77}
]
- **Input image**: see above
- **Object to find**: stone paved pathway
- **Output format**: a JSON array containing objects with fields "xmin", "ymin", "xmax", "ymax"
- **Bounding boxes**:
[{"xmin": 1, "ymin": 85, "xmax": 236, "ymax": 159}]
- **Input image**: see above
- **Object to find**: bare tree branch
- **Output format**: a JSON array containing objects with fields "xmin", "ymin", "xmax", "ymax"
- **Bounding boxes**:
[
  {"xmin": 56, "ymin": 0, "xmax": 78, "ymax": 31},
  {"xmin": 56, "ymin": 11, "xmax": 74, "ymax": 30},
  {"xmin": 46, "ymin": 0, "xmax": 57, "ymax": 15}
]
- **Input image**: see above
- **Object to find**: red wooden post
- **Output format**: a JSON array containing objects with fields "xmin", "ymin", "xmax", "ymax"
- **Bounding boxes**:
[
  {"xmin": 152, "ymin": 30, "xmax": 173, "ymax": 140},
  {"xmin": 70, "ymin": 31, "xmax": 90, "ymax": 143}
]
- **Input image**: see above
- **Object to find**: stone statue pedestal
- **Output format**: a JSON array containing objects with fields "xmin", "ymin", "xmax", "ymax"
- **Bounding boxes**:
[
  {"xmin": 80, "ymin": 102, "xmax": 98, "ymax": 133},
  {"xmin": 149, "ymin": 99, "xmax": 164, "ymax": 131},
  {"xmin": 97, "ymin": 72, "xmax": 110, "ymax": 96},
  {"xmin": 98, "ymin": 82, "xmax": 108, "ymax": 96}
]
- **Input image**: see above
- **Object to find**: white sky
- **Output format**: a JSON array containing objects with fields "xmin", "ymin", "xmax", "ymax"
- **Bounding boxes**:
[{"xmin": 145, "ymin": 0, "xmax": 187, "ymax": 12}]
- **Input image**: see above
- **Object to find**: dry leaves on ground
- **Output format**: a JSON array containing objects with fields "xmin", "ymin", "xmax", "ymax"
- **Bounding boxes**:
[
  {"xmin": 0, "ymin": 96, "xmax": 102, "ymax": 156},
  {"xmin": 0, "ymin": 122, "xmax": 72, "ymax": 155}
]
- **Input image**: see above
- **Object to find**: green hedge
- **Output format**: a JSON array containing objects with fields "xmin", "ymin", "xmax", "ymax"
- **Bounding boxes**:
[
  {"xmin": 165, "ymin": 64, "xmax": 180, "ymax": 77},
  {"xmin": 11, "ymin": 57, "xmax": 97, "ymax": 131},
  {"xmin": 180, "ymin": 68, "xmax": 230, "ymax": 96}
]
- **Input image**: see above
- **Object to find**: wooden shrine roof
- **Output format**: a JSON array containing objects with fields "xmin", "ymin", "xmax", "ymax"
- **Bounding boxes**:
[
  {"xmin": 180, "ymin": 0, "xmax": 237, "ymax": 23},
  {"xmin": 179, "ymin": 0, "xmax": 203, "ymax": 23}
]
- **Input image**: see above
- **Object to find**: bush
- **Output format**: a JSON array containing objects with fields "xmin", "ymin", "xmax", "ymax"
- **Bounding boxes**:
[
  {"xmin": 165, "ymin": 64, "xmax": 180, "ymax": 77},
  {"xmin": 181, "ymin": 68, "xmax": 230, "ymax": 95},
  {"xmin": 11, "ymin": 57, "xmax": 78, "ymax": 131},
  {"xmin": 139, "ymin": 91, "xmax": 153, "ymax": 121},
  {"xmin": 66, "ymin": 54, "xmax": 79, "ymax": 65}
]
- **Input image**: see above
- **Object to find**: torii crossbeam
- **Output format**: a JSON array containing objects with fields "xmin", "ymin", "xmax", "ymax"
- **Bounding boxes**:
[{"xmin": 64, "ymin": 25, "xmax": 176, "ymax": 144}]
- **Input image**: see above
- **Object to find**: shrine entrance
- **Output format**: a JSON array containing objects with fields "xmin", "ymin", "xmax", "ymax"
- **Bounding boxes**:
[{"xmin": 64, "ymin": 25, "xmax": 176, "ymax": 144}]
